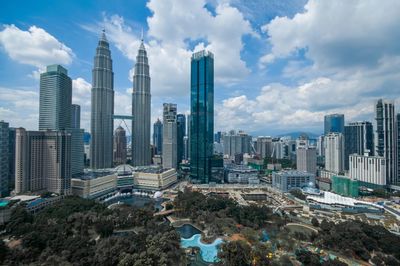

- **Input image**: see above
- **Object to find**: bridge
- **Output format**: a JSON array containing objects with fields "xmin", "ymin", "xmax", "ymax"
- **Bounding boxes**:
[{"xmin": 154, "ymin": 209, "xmax": 175, "ymax": 216}]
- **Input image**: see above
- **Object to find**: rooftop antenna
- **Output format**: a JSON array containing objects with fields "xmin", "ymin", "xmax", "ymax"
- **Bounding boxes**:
[{"xmin": 141, "ymin": 28, "xmax": 144, "ymax": 42}]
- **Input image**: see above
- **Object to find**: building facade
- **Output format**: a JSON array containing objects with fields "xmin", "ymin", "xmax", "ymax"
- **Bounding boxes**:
[
  {"xmin": 177, "ymin": 114, "xmax": 186, "ymax": 164},
  {"xmin": 163, "ymin": 103, "xmax": 178, "ymax": 169},
  {"xmin": 324, "ymin": 114, "xmax": 345, "ymax": 135},
  {"xmin": 272, "ymin": 170, "xmax": 315, "ymax": 192},
  {"xmin": 349, "ymin": 154, "xmax": 386, "ymax": 187},
  {"xmin": 132, "ymin": 39, "xmax": 151, "ymax": 166},
  {"xmin": 324, "ymin": 133, "xmax": 345, "ymax": 175},
  {"xmin": 256, "ymin": 136, "xmax": 273, "ymax": 159},
  {"xmin": 223, "ymin": 130, "xmax": 252, "ymax": 158},
  {"xmin": 0, "ymin": 121, "xmax": 9, "ymax": 197},
  {"xmin": 113, "ymin": 126, "xmax": 127, "ymax": 165},
  {"xmin": 375, "ymin": 99, "xmax": 397, "ymax": 185},
  {"xmin": 39, "ymin": 65, "xmax": 72, "ymax": 131},
  {"xmin": 71, "ymin": 172, "xmax": 117, "ymax": 199},
  {"xmin": 15, "ymin": 128, "xmax": 71, "ymax": 195},
  {"xmin": 344, "ymin": 121, "xmax": 374, "ymax": 170},
  {"xmin": 296, "ymin": 146, "xmax": 317, "ymax": 175},
  {"xmin": 71, "ymin": 104, "xmax": 81, "ymax": 129},
  {"xmin": 190, "ymin": 50, "xmax": 214, "ymax": 183},
  {"xmin": 90, "ymin": 31, "xmax": 114, "ymax": 169},
  {"xmin": 153, "ymin": 119, "xmax": 163, "ymax": 155},
  {"xmin": 134, "ymin": 168, "xmax": 177, "ymax": 190}
]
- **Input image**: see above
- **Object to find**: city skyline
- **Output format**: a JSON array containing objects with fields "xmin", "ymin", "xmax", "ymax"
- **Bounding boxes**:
[{"xmin": 1, "ymin": 0, "xmax": 400, "ymax": 136}]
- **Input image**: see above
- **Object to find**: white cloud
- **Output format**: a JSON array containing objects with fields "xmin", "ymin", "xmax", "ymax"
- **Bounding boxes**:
[
  {"xmin": 84, "ymin": 0, "xmax": 254, "ymax": 96},
  {"xmin": 0, "ymin": 25, "xmax": 74, "ymax": 77}
]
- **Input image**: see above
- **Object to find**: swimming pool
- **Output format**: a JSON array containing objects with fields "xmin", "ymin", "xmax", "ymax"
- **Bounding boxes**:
[{"xmin": 181, "ymin": 234, "xmax": 223, "ymax": 263}]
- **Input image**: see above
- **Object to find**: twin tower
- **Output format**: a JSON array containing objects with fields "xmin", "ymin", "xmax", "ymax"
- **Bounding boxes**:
[{"xmin": 90, "ymin": 31, "xmax": 151, "ymax": 169}]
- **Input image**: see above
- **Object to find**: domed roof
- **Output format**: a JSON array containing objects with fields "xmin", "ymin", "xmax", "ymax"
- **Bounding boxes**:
[{"xmin": 114, "ymin": 164, "xmax": 135, "ymax": 174}]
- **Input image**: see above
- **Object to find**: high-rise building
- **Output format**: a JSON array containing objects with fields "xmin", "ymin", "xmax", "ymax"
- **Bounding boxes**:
[
  {"xmin": 324, "ymin": 114, "xmax": 345, "ymax": 135},
  {"xmin": 375, "ymin": 99, "xmax": 397, "ymax": 185},
  {"xmin": 398, "ymin": 113, "xmax": 400, "ymax": 183},
  {"xmin": 183, "ymin": 136, "xmax": 189, "ymax": 160},
  {"xmin": 39, "ymin": 65, "xmax": 72, "ymax": 131},
  {"xmin": 223, "ymin": 130, "xmax": 252, "ymax": 159},
  {"xmin": 163, "ymin": 103, "xmax": 178, "ymax": 169},
  {"xmin": 177, "ymin": 114, "xmax": 186, "ymax": 163},
  {"xmin": 190, "ymin": 50, "xmax": 214, "ymax": 183},
  {"xmin": 15, "ymin": 128, "xmax": 71, "ymax": 195},
  {"xmin": 153, "ymin": 119, "xmax": 163, "ymax": 156},
  {"xmin": 296, "ymin": 146, "xmax": 317, "ymax": 175},
  {"xmin": 8, "ymin": 127, "xmax": 16, "ymax": 192},
  {"xmin": 344, "ymin": 121, "xmax": 374, "ymax": 170},
  {"xmin": 256, "ymin": 137, "xmax": 273, "ymax": 159},
  {"xmin": 132, "ymin": 39, "xmax": 151, "ymax": 166},
  {"xmin": 113, "ymin": 126, "xmax": 127, "ymax": 165},
  {"xmin": 71, "ymin": 104, "xmax": 81, "ymax": 129},
  {"xmin": 316, "ymin": 135, "xmax": 325, "ymax": 157},
  {"xmin": 349, "ymin": 154, "xmax": 386, "ymax": 188},
  {"xmin": 90, "ymin": 31, "xmax": 114, "ymax": 169},
  {"xmin": 324, "ymin": 133, "xmax": 345, "ymax": 174},
  {"xmin": 214, "ymin": 131, "xmax": 222, "ymax": 143},
  {"xmin": 0, "ymin": 121, "xmax": 9, "ymax": 197}
]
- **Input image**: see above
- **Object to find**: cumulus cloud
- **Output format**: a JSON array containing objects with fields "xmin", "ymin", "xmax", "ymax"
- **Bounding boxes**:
[
  {"xmin": 0, "ymin": 24, "xmax": 74, "ymax": 77},
  {"xmin": 83, "ymin": 0, "xmax": 254, "ymax": 96}
]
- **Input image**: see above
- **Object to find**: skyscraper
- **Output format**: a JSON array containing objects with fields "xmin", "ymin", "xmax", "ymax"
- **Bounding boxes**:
[
  {"xmin": 375, "ymin": 99, "xmax": 397, "ymax": 185},
  {"xmin": 223, "ymin": 130, "xmax": 252, "ymax": 158},
  {"xmin": 132, "ymin": 39, "xmax": 151, "ymax": 166},
  {"xmin": 190, "ymin": 50, "xmax": 214, "ymax": 183},
  {"xmin": 177, "ymin": 114, "xmax": 186, "ymax": 163},
  {"xmin": 90, "ymin": 31, "xmax": 114, "ymax": 169},
  {"xmin": 324, "ymin": 114, "xmax": 345, "ymax": 135},
  {"xmin": 71, "ymin": 104, "xmax": 81, "ymax": 129},
  {"xmin": 344, "ymin": 121, "xmax": 374, "ymax": 170},
  {"xmin": 296, "ymin": 139, "xmax": 317, "ymax": 175},
  {"xmin": 8, "ymin": 127, "xmax": 16, "ymax": 193},
  {"xmin": 0, "ymin": 121, "xmax": 9, "ymax": 197},
  {"xmin": 324, "ymin": 133, "xmax": 345, "ymax": 174},
  {"xmin": 153, "ymin": 119, "xmax": 163, "ymax": 155},
  {"xmin": 113, "ymin": 126, "xmax": 127, "ymax": 165},
  {"xmin": 39, "ymin": 65, "xmax": 72, "ymax": 130},
  {"xmin": 15, "ymin": 128, "xmax": 71, "ymax": 195},
  {"xmin": 163, "ymin": 103, "xmax": 178, "ymax": 169}
]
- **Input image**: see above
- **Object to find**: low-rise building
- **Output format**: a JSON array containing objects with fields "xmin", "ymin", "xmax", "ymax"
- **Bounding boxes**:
[
  {"xmin": 71, "ymin": 170, "xmax": 117, "ymax": 199},
  {"xmin": 331, "ymin": 175, "xmax": 359, "ymax": 198},
  {"xmin": 225, "ymin": 165, "xmax": 259, "ymax": 184},
  {"xmin": 134, "ymin": 167, "xmax": 177, "ymax": 190},
  {"xmin": 272, "ymin": 170, "xmax": 315, "ymax": 192}
]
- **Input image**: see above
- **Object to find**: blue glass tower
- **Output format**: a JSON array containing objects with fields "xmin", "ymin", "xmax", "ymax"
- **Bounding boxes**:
[
  {"xmin": 324, "ymin": 114, "xmax": 344, "ymax": 135},
  {"xmin": 190, "ymin": 50, "xmax": 214, "ymax": 183},
  {"xmin": 177, "ymin": 114, "xmax": 186, "ymax": 163}
]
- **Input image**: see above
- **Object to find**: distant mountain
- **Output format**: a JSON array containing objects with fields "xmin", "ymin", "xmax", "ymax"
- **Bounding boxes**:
[{"xmin": 276, "ymin": 131, "xmax": 321, "ymax": 139}]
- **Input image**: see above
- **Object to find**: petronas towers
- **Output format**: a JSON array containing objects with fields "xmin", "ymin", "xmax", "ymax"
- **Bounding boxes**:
[
  {"xmin": 90, "ymin": 31, "xmax": 114, "ymax": 169},
  {"xmin": 132, "ymin": 39, "xmax": 151, "ymax": 166},
  {"xmin": 90, "ymin": 31, "xmax": 151, "ymax": 169}
]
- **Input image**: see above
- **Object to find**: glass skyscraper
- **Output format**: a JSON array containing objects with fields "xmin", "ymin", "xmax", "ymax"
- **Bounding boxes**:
[
  {"xmin": 324, "ymin": 114, "xmax": 344, "ymax": 135},
  {"xmin": 153, "ymin": 119, "xmax": 163, "ymax": 155},
  {"xmin": 190, "ymin": 50, "xmax": 214, "ymax": 184},
  {"xmin": 177, "ymin": 114, "xmax": 186, "ymax": 164}
]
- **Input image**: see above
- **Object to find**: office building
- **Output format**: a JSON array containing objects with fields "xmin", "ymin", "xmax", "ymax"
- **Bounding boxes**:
[
  {"xmin": 344, "ymin": 121, "xmax": 374, "ymax": 170},
  {"xmin": 225, "ymin": 164, "xmax": 259, "ymax": 184},
  {"xmin": 113, "ymin": 126, "xmax": 127, "ymax": 165},
  {"xmin": 177, "ymin": 114, "xmax": 186, "ymax": 163},
  {"xmin": 214, "ymin": 131, "xmax": 222, "ymax": 143},
  {"xmin": 256, "ymin": 136, "xmax": 273, "ymax": 159},
  {"xmin": 39, "ymin": 65, "xmax": 72, "ymax": 131},
  {"xmin": 223, "ymin": 130, "xmax": 252, "ymax": 159},
  {"xmin": 8, "ymin": 128, "xmax": 16, "ymax": 193},
  {"xmin": 324, "ymin": 114, "xmax": 344, "ymax": 135},
  {"xmin": 375, "ymin": 99, "xmax": 397, "ymax": 185},
  {"xmin": 272, "ymin": 170, "xmax": 315, "ymax": 192},
  {"xmin": 69, "ymin": 128, "xmax": 84, "ymax": 176},
  {"xmin": 296, "ymin": 146, "xmax": 317, "ymax": 175},
  {"xmin": 324, "ymin": 133, "xmax": 345, "ymax": 175},
  {"xmin": 349, "ymin": 154, "xmax": 386, "ymax": 188},
  {"xmin": 163, "ymin": 103, "xmax": 178, "ymax": 169},
  {"xmin": 317, "ymin": 135, "xmax": 325, "ymax": 156},
  {"xmin": 71, "ymin": 171, "xmax": 117, "ymax": 199},
  {"xmin": 15, "ymin": 128, "xmax": 71, "ymax": 195},
  {"xmin": 183, "ymin": 136, "xmax": 189, "ymax": 160},
  {"xmin": 132, "ymin": 38, "xmax": 151, "ymax": 166},
  {"xmin": 71, "ymin": 104, "xmax": 81, "ymax": 129},
  {"xmin": 134, "ymin": 167, "xmax": 177, "ymax": 190},
  {"xmin": 90, "ymin": 31, "xmax": 114, "ymax": 169},
  {"xmin": 0, "ymin": 121, "xmax": 9, "ymax": 197},
  {"xmin": 190, "ymin": 50, "xmax": 214, "ymax": 183},
  {"xmin": 153, "ymin": 119, "xmax": 163, "ymax": 155}
]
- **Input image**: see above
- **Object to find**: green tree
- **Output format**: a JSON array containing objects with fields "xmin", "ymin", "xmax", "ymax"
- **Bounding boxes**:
[{"xmin": 218, "ymin": 240, "xmax": 252, "ymax": 266}]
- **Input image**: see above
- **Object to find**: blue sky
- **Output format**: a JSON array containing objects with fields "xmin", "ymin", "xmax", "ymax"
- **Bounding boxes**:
[{"xmin": 1, "ymin": 0, "xmax": 400, "ymax": 136}]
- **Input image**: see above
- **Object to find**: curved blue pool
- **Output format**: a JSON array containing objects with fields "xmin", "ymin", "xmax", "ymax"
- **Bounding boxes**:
[{"xmin": 181, "ymin": 234, "xmax": 224, "ymax": 263}]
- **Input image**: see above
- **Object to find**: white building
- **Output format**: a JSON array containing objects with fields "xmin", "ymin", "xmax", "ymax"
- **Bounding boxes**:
[
  {"xmin": 324, "ymin": 133, "xmax": 345, "ymax": 175},
  {"xmin": 134, "ymin": 168, "xmax": 177, "ymax": 190},
  {"xmin": 349, "ymin": 154, "xmax": 386, "ymax": 187},
  {"xmin": 226, "ymin": 165, "xmax": 259, "ymax": 184},
  {"xmin": 296, "ymin": 146, "xmax": 317, "ymax": 175},
  {"xmin": 162, "ymin": 103, "xmax": 177, "ymax": 169},
  {"xmin": 223, "ymin": 130, "xmax": 252, "ymax": 158},
  {"xmin": 71, "ymin": 171, "xmax": 117, "ymax": 199}
]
